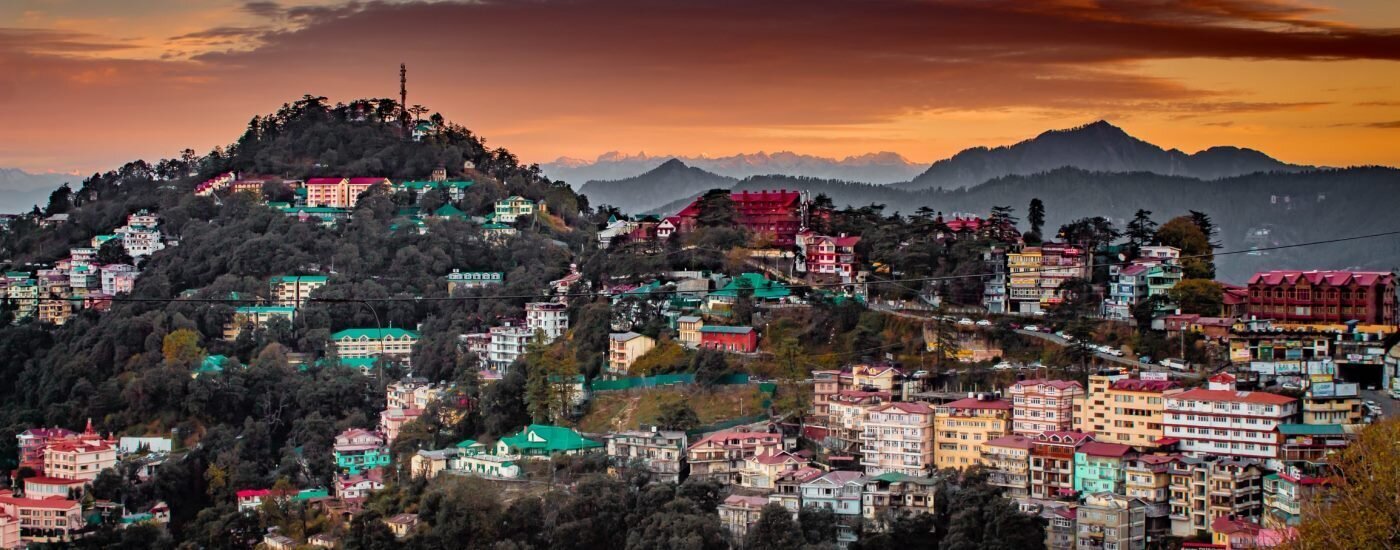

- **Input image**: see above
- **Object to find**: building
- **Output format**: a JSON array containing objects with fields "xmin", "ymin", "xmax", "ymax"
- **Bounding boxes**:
[
  {"xmin": 330, "ymin": 328, "xmax": 420, "ymax": 360},
  {"xmin": 801, "ymin": 470, "xmax": 864, "ymax": 546},
  {"xmin": 0, "ymin": 495, "xmax": 82, "ymax": 544},
  {"xmin": 605, "ymin": 428, "xmax": 688, "ymax": 483},
  {"xmin": 395, "ymin": 179, "xmax": 473, "ymax": 202},
  {"xmin": 699, "ymin": 325, "xmax": 759, "ymax": 353},
  {"xmin": 795, "ymin": 231, "xmax": 861, "ymax": 280},
  {"xmin": 1301, "ymin": 379, "xmax": 1362, "ymax": 425},
  {"xmin": 1041, "ymin": 504, "xmax": 1079, "ymax": 550},
  {"xmin": 1246, "ymin": 270, "xmax": 1396, "ymax": 325},
  {"xmin": 1007, "ymin": 242, "xmax": 1088, "ymax": 314},
  {"xmin": 738, "ymin": 451, "xmax": 810, "ymax": 491},
  {"xmin": 1104, "ymin": 257, "xmax": 1183, "ymax": 321},
  {"xmin": 670, "ymin": 190, "xmax": 805, "ymax": 247},
  {"xmin": 705, "ymin": 272, "xmax": 792, "ymax": 315},
  {"xmin": 378, "ymin": 407, "xmax": 423, "ymax": 445},
  {"xmin": 386, "ymin": 379, "xmax": 448, "ymax": 411},
  {"xmin": 1124, "ymin": 454, "xmax": 1179, "ymax": 538},
  {"xmin": 607, "ymin": 332, "xmax": 656, "ymax": 375},
  {"xmin": 384, "ymin": 513, "xmax": 419, "ymax": 539},
  {"xmin": 496, "ymin": 424, "xmax": 602, "ymax": 458},
  {"xmin": 677, "ymin": 316, "xmax": 703, "ymax": 348},
  {"xmin": 859, "ymin": 473, "xmax": 939, "ymax": 529},
  {"xmin": 982, "ymin": 434, "xmax": 1034, "ymax": 499},
  {"xmin": 270, "ymin": 275, "xmax": 327, "ymax": 307},
  {"xmin": 1211, "ymin": 515, "xmax": 1296, "ymax": 549},
  {"xmin": 1008, "ymin": 379, "xmax": 1084, "ymax": 435},
  {"xmin": 1163, "ymin": 389, "xmax": 1298, "ymax": 460},
  {"xmin": 304, "ymin": 177, "xmax": 389, "ymax": 208},
  {"xmin": 826, "ymin": 390, "xmax": 890, "ymax": 456},
  {"xmin": 445, "ymin": 270, "xmax": 503, "ymax": 293},
  {"xmin": 1073, "ymin": 442, "xmax": 1138, "ymax": 495},
  {"xmin": 334, "ymin": 468, "xmax": 385, "ymax": 504},
  {"xmin": 333, "ymin": 429, "xmax": 391, "ymax": 475},
  {"xmin": 933, "ymin": 396, "xmax": 1012, "ymax": 471},
  {"xmin": 42, "ymin": 424, "xmax": 117, "ymax": 482},
  {"xmin": 686, "ymin": 429, "xmax": 784, "ymax": 484},
  {"xmin": 1169, "ymin": 457, "xmax": 1266, "ymax": 538},
  {"xmin": 1262, "ymin": 463, "xmax": 1329, "ymax": 529},
  {"xmin": 525, "ymin": 302, "xmax": 569, "ymax": 342},
  {"xmin": 23, "ymin": 477, "xmax": 86, "ymax": 500},
  {"xmin": 1030, "ymin": 431, "xmax": 1093, "ymax": 501},
  {"xmin": 492, "ymin": 196, "xmax": 536, "ymax": 224},
  {"xmin": 718, "ymin": 495, "xmax": 769, "ymax": 541},
  {"xmin": 488, "ymin": 323, "xmax": 533, "ymax": 371},
  {"xmin": 1075, "ymin": 372, "xmax": 1184, "ymax": 448},
  {"xmin": 1076, "ymin": 493, "xmax": 1148, "ymax": 550},
  {"xmin": 861, "ymin": 402, "xmax": 936, "ymax": 476},
  {"xmin": 223, "ymin": 305, "xmax": 295, "ymax": 340}
]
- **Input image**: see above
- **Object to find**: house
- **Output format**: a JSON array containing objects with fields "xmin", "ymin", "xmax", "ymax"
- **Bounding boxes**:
[
  {"xmin": 452, "ymin": 452, "xmax": 522, "ymax": 479},
  {"xmin": 1246, "ymin": 270, "xmax": 1396, "ymax": 325},
  {"xmin": 1008, "ymin": 379, "xmax": 1084, "ymax": 435},
  {"xmin": 495, "ymin": 424, "xmax": 602, "ymax": 458},
  {"xmin": 933, "ymin": 396, "xmax": 1012, "ymax": 471},
  {"xmin": 330, "ymin": 328, "xmax": 420, "ymax": 360},
  {"xmin": 394, "ymin": 180, "xmax": 473, "ymax": 202},
  {"xmin": 1006, "ymin": 242, "xmax": 1088, "ymax": 314},
  {"xmin": 270, "ymin": 275, "xmax": 328, "ymax": 307},
  {"xmin": 605, "ymin": 428, "xmax": 688, "ymax": 483},
  {"xmin": 525, "ymin": 302, "xmax": 569, "ymax": 342},
  {"xmin": 195, "ymin": 172, "xmax": 236, "ymax": 196},
  {"xmin": 981, "ymin": 435, "xmax": 1034, "ymax": 499},
  {"xmin": 686, "ymin": 429, "xmax": 784, "ymax": 484},
  {"xmin": 607, "ymin": 332, "xmax": 656, "ymax": 375},
  {"xmin": 309, "ymin": 534, "xmax": 339, "ymax": 548},
  {"xmin": 42, "ymin": 427, "xmax": 117, "ymax": 481},
  {"xmin": 334, "ymin": 468, "xmax": 385, "ymax": 504},
  {"xmin": 193, "ymin": 354, "xmax": 231, "ymax": 378},
  {"xmin": 1074, "ymin": 371, "xmax": 1184, "ymax": 447},
  {"xmin": 861, "ymin": 402, "xmax": 935, "ymax": 476},
  {"xmin": 23, "ymin": 477, "xmax": 86, "ymax": 499},
  {"xmin": 699, "ymin": 325, "xmax": 759, "ymax": 353},
  {"xmin": 795, "ymin": 231, "xmax": 861, "ymax": 280},
  {"xmin": 1030, "ymin": 431, "xmax": 1094, "ymax": 500},
  {"xmin": 383, "ymin": 513, "xmax": 419, "ymax": 539},
  {"xmin": 1104, "ymin": 257, "xmax": 1183, "ymax": 321},
  {"xmin": 769, "ymin": 467, "xmax": 824, "ymax": 515},
  {"xmin": 492, "ymin": 196, "xmax": 535, "ymax": 224},
  {"xmin": 800, "ymin": 470, "xmax": 864, "ymax": 546},
  {"xmin": 859, "ymin": 473, "xmax": 938, "ymax": 529},
  {"xmin": 1073, "ymin": 442, "xmax": 1138, "ymax": 494},
  {"xmin": 378, "ymin": 408, "xmax": 423, "ymax": 445},
  {"xmin": 446, "ymin": 270, "xmax": 502, "ymax": 293},
  {"xmin": 409, "ymin": 448, "xmax": 459, "ymax": 479},
  {"xmin": 386, "ymin": 378, "xmax": 448, "ymax": 411},
  {"xmin": 718, "ymin": 495, "xmax": 769, "ymax": 540},
  {"xmin": 1211, "ymin": 515, "xmax": 1296, "ymax": 549},
  {"xmin": 705, "ymin": 272, "xmax": 791, "ymax": 314},
  {"xmin": 1164, "ymin": 389, "xmax": 1298, "ymax": 460},
  {"xmin": 1170, "ymin": 457, "xmax": 1266, "ymax": 538},
  {"xmin": 263, "ymin": 534, "xmax": 296, "ymax": 550},
  {"xmin": 1125, "ymin": 454, "xmax": 1180, "ymax": 537},
  {"xmin": 223, "ymin": 305, "xmax": 295, "ymax": 340},
  {"xmin": 333, "ymin": 429, "xmax": 391, "ymax": 474},
  {"xmin": 738, "ymin": 450, "xmax": 809, "ymax": 491},
  {"xmin": 676, "ymin": 316, "xmax": 703, "ymax": 348}
]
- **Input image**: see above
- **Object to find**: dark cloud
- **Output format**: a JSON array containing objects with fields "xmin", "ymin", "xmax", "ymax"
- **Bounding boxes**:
[
  {"xmin": 170, "ymin": 26, "xmax": 271, "ymax": 42},
  {"xmin": 242, "ymin": 2, "xmax": 284, "ymax": 19}
]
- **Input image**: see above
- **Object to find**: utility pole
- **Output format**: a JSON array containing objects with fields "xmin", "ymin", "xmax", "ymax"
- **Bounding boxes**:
[{"xmin": 399, "ymin": 63, "xmax": 410, "ymax": 134}]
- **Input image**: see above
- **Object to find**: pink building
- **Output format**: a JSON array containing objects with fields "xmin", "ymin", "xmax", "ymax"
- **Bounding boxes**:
[
  {"xmin": 859, "ymin": 402, "xmax": 936, "ymax": 476},
  {"xmin": 686, "ymin": 429, "xmax": 785, "ymax": 484},
  {"xmin": 796, "ymin": 231, "xmax": 861, "ymax": 279},
  {"xmin": 1008, "ymin": 379, "xmax": 1085, "ymax": 436}
]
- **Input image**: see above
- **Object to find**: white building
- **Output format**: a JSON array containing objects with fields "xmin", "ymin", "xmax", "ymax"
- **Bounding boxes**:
[
  {"xmin": 488, "ymin": 324, "xmax": 534, "ymax": 371},
  {"xmin": 1163, "ymin": 389, "xmax": 1298, "ymax": 460},
  {"xmin": 526, "ymin": 302, "xmax": 569, "ymax": 343}
]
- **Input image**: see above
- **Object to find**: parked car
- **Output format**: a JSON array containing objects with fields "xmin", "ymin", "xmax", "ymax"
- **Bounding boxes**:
[
  {"xmin": 1160, "ymin": 358, "xmax": 1190, "ymax": 371},
  {"xmin": 976, "ymin": 319, "xmax": 992, "ymax": 326},
  {"xmin": 1107, "ymin": 348, "xmax": 1124, "ymax": 357},
  {"xmin": 1024, "ymin": 325, "xmax": 1040, "ymax": 332},
  {"xmin": 958, "ymin": 318, "xmax": 974, "ymax": 326}
]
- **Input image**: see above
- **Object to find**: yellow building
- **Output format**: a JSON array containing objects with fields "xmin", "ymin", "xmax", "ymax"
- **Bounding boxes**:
[
  {"xmin": 493, "ymin": 196, "xmax": 536, "ymax": 223},
  {"xmin": 607, "ymin": 332, "xmax": 656, "ymax": 375},
  {"xmin": 677, "ymin": 315, "xmax": 703, "ymax": 348},
  {"xmin": 330, "ymin": 328, "xmax": 420, "ymax": 360},
  {"xmin": 933, "ymin": 396, "xmax": 1012, "ymax": 470},
  {"xmin": 1074, "ymin": 372, "xmax": 1184, "ymax": 447},
  {"xmin": 223, "ymin": 305, "xmax": 295, "ymax": 340},
  {"xmin": 270, "ymin": 275, "xmax": 328, "ymax": 307}
]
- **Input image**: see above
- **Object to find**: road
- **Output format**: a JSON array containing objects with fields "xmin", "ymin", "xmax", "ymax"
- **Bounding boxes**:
[
  {"xmin": 870, "ymin": 303, "xmax": 1173, "ymax": 375},
  {"xmin": 1360, "ymin": 389, "xmax": 1397, "ymax": 419}
]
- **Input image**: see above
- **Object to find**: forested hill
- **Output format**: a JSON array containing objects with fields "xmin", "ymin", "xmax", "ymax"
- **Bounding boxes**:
[
  {"xmin": 578, "ymin": 159, "xmax": 736, "ymax": 213},
  {"xmin": 0, "ymin": 95, "xmax": 600, "ymax": 543},
  {"xmin": 648, "ymin": 167, "xmax": 1400, "ymax": 282}
]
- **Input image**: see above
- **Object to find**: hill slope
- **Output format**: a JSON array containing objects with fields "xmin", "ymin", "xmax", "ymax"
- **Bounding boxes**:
[
  {"xmin": 578, "ymin": 159, "xmax": 736, "ymax": 213},
  {"xmin": 0, "ymin": 168, "xmax": 74, "ymax": 213},
  {"xmin": 544, "ymin": 150, "xmax": 924, "ymax": 186},
  {"xmin": 898, "ymin": 120, "xmax": 1310, "ymax": 191}
]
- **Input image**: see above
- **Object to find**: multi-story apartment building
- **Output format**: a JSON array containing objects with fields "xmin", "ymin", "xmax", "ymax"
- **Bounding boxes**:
[
  {"xmin": 1030, "ymin": 431, "xmax": 1093, "ymax": 501},
  {"xmin": 488, "ymin": 324, "xmax": 533, "ymax": 371},
  {"xmin": 270, "ymin": 275, "xmax": 328, "ymax": 307},
  {"xmin": 304, "ymin": 177, "xmax": 389, "ymax": 208},
  {"xmin": 1041, "ymin": 504, "xmax": 1079, "ymax": 550},
  {"xmin": 1007, "ymin": 243, "xmax": 1088, "ymax": 314},
  {"xmin": 677, "ymin": 315, "xmax": 703, "ymax": 348},
  {"xmin": 525, "ymin": 302, "xmax": 569, "ymax": 342},
  {"xmin": 1009, "ymin": 379, "xmax": 1084, "ymax": 435},
  {"xmin": 860, "ymin": 402, "xmax": 935, "ymax": 476},
  {"xmin": 801, "ymin": 470, "xmax": 864, "ymax": 547},
  {"xmin": 860, "ymin": 473, "xmax": 939, "ymax": 529},
  {"xmin": 981, "ymin": 247, "xmax": 1008, "ymax": 314},
  {"xmin": 386, "ymin": 379, "xmax": 448, "ymax": 410},
  {"xmin": 43, "ymin": 437, "xmax": 117, "ymax": 481},
  {"xmin": 1301, "ymin": 381, "xmax": 1362, "ymax": 425},
  {"xmin": 738, "ymin": 451, "xmax": 809, "ymax": 492},
  {"xmin": 686, "ymin": 429, "xmax": 784, "ymax": 484},
  {"xmin": 1075, "ymin": 372, "xmax": 1183, "ymax": 448},
  {"xmin": 378, "ymin": 407, "xmax": 422, "ymax": 445},
  {"xmin": 1103, "ymin": 259, "xmax": 1183, "ymax": 321},
  {"xmin": 1076, "ymin": 493, "xmax": 1147, "ymax": 550},
  {"xmin": 492, "ymin": 196, "xmax": 536, "ymax": 224},
  {"xmin": 333, "ymin": 429, "xmax": 391, "ymax": 475},
  {"xmin": 1125, "ymin": 454, "xmax": 1178, "ymax": 538},
  {"xmin": 718, "ymin": 495, "xmax": 770, "ymax": 541},
  {"xmin": 331, "ymin": 328, "xmax": 419, "ymax": 361},
  {"xmin": 827, "ymin": 390, "xmax": 890, "ymax": 456},
  {"xmin": 605, "ymin": 428, "xmax": 688, "ymax": 483},
  {"xmin": 1073, "ymin": 442, "xmax": 1137, "ymax": 495},
  {"xmin": 445, "ymin": 270, "xmax": 503, "ymax": 293},
  {"xmin": 795, "ymin": 231, "xmax": 861, "ymax": 280},
  {"xmin": 769, "ymin": 467, "xmax": 824, "ymax": 515},
  {"xmin": 0, "ymin": 495, "xmax": 83, "ymax": 544},
  {"xmin": 607, "ymin": 332, "xmax": 656, "ymax": 375},
  {"xmin": 1163, "ymin": 389, "xmax": 1298, "ymax": 460},
  {"xmin": 1168, "ymin": 456, "xmax": 1265, "ymax": 538},
  {"xmin": 982, "ymin": 434, "xmax": 1033, "ymax": 499},
  {"xmin": 1262, "ymin": 463, "xmax": 1328, "ymax": 529},
  {"xmin": 1246, "ymin": 270, "xmax": 1396, "ymax": 325},
  {"xmin": 933, "ymin": 396, "xmax": 1012, "ymax": 471}
]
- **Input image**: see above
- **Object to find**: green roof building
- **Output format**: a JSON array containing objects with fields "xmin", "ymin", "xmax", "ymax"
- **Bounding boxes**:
[
  {"xmin": 710, "ymin": 272, "xmax": 792, "ymax": 300},
  {"xmin": 496, "ymin": 424, "xmax": 602, "ymax": 458},
  {"xmin": 194, "ymin": 355, "xmax": 230, "ymax": 378}
]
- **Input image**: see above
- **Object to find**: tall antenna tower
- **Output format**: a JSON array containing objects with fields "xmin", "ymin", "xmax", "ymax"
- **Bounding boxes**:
[{"xmin": 399, "ymin": 63, "xmax": 410, "ymax": 133}]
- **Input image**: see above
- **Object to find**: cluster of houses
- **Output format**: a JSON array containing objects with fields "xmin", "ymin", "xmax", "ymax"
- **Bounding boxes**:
[
  {"xmin": 4, "ymin": 210, "xmax": 165, "ymax": 326},
  {"xmin": 4, "ymin": 422, "xmax": 172, "ymax": 546}
]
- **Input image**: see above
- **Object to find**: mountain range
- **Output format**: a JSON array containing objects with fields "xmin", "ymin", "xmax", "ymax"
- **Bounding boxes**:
[
  {"xmin": 542, "ymin": 150, "xmax": 925, "ymax": 186},
  {"xmin": 0, "ymin": 168, "xmax": 74, "ymax": 214}
]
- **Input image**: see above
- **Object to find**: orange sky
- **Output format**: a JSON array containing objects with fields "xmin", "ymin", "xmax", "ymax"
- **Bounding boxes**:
[{"xmin": 2, "ymin": 0, "xmax": 1399, "ymax": 175}]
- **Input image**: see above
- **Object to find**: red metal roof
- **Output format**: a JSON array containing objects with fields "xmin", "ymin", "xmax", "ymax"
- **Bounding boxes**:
[
  {"xmin": 1078, "ymin": 441, "xmax": 1135, "ymax": 458},
  {"xmin": 1013, "ymin": 379, "xmax": 1083, "ymax": 391},
  {"xmin": 1110, "ymin": 379, "xmax": 1180, "ymax": 392},
  {"xmin": 1248, "ymin": 270, "xmax": 1393, "ymax": 287},
  {"xmin": 305, "ymin": 177, "xmax": 346, "ymax": 186},
  {"xmin": 0, "ymin": 495, "xmax": 80, "ymax": 510},
  {"xmin": 942, "ymin": 397, "xmax": 1012, "ymax": 410},
  {"xmin": 1173, "ymin": 389, "xmax": 1296, "ymax": 405},
  {"xmin": 873, "ymin": 402, "xmax": 934, "ymax": 414}
]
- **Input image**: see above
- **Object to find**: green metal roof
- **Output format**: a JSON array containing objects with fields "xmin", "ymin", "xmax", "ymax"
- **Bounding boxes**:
[
  {"xmin": 1278, "ymin": 424, "xmax": 1346, "ymax": 436},
  {"xmin": 235, "ymin": 306, "xmax": 297, "ymax": 314},
  {"xmin": 433, "ymin": 203, "xmax": 467, "ymax": 218},
  {"xmin": 482, "ymin": 222, "xmax": 512, "ymax": 230},
  {"xmin": 196, "ymin": 355, "xmax": 229, "ymax": 374},
  {"xmin": 700, "ymin": 325, "xmax": 754, "ymax": 334},
  {"xmin": 272, "ymin": 275, "xmax": 328, "ymax": 283},
  {"xmin": 864, "ymin": 472, "xmax": 939, "ymax": 485},
  {"xmin": 710, "ymin": 272, "xmax": 791, "ymax": 300},
  {"xmin": 331, "ymin": 328, "xmax": 420, "ymax": 340},
  {"xmin": 498, "ymin": 424, "xmax": 602, "ymax": 453}
]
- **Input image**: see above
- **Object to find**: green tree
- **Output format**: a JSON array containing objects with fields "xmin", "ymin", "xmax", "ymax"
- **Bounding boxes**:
[
  {"xmin": 655, "ymin": 395, "xmax": 700, "ymax": 431},
  {"xmin": 1125, "ymin": 209, "xmax": 1157, "ymax": 254},
  {"xmin": 45, "ymin": 183, "xmax": 73, "ymax": 215},
  {"xmin": 1156, "ymin": 216, "xmax": 1215, "ymax": 279},
  {"xmin": 96, "ymin": 238, "xmax": 133, "ymax": 265},
  {"xmin": 798, "ymin": 505, "xmax": 839, "ymax": 546},
  {"xmin": 745, "ymin": 503, "xmax": 805, "ymax": 549},
  {"xmin": 1027, "ymin": 198, "xmax": 1045, "ymax": 235},
  {"xmin": 1168, "ymin": 279, "xmax": 1224, "ymax": 316},
  {"xmin": 162, "ymin": 329, "xmax": 205, "ymax": 368}
]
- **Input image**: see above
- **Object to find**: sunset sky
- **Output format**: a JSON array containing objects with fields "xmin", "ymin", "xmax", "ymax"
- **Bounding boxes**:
[{"xmin": 3, "ymin": 0, "xmax": 1400, "ymax": 175}]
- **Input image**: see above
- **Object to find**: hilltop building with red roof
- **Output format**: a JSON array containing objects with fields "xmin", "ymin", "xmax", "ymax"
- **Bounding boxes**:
[
  {"xmin": 669, "ymin": 189, "xmax": 806, "ymax": 247},
  {"xmin": 1246, "ymin": 270, "xmax": 1396, "ymax": 325},
  {"xmin": 304, "ymin": 177, "xmax": 391, "ymax": 208},
  {"xmin": 795, "ymin": 230, "xmax": 861, "ymax": 281}
]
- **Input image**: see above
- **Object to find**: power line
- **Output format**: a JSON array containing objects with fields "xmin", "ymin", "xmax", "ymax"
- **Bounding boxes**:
[{"xmin": 5, "ymin": 229, "xmax": 1399, "ymax": 305}]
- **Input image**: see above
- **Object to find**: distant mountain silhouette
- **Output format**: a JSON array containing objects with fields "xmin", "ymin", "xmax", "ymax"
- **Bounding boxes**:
[
  {"xmin": 544, "ymin": 150, "xmax": 924, "ymax": 186},
  {"xmin": 577, "ymin": 159, "xmax": 736, "ymax": 213},
  {"xmin": 897, "ymin": 120, "xmax": 1310, "ymax": 191},
  {"xmin": 0, "ymin": 168, "xmax": 72, "ymax": 214}
]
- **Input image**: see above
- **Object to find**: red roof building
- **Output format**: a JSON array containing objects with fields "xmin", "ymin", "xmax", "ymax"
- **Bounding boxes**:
[
  {"xmin": 699, "ymin": 325, "xmax": 759, "ymax": 353},
  {"xmin": 671, "ymin": 190, "xmax": 805, "ymax": 247},
  {"xmin": 1008, "ymin": 379, "xmax": 1085, "ymax": 436},
  {"xmin": 1165, "ymin": 390, "xmax": 1299, "ymax": 460},
  {"xmin": 1246, "ymin": 270, "xmax": 1396, "ymax": 326},
  {"xmin": 795, "ymin": 230, "xmax": 861, "ymax": 279}
]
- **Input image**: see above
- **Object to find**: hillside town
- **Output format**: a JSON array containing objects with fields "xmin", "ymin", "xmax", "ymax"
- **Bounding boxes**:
[{"xmin": 0, "ymin": 94, "xmax": 1394, "ymax": 550}]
